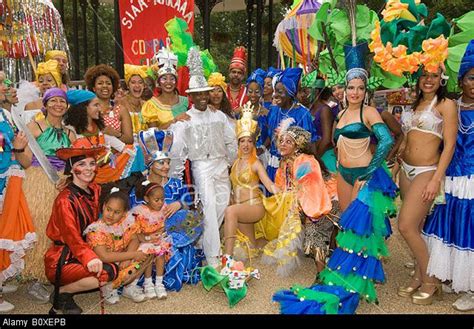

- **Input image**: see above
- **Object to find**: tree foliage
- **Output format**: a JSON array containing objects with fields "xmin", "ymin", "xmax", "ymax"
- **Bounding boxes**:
[{"xmin": 53, "ymin": 0, "xmax": 473, "ymax": 79}]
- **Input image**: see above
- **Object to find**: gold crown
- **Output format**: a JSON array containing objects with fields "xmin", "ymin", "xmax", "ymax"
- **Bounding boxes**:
[{"xmin": 236, "ymin": 102, "xmax": 258, "ymax": 140}]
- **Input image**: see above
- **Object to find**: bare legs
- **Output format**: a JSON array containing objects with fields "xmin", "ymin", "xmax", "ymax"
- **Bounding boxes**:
[
  {"xmin": 398, "ymin": 170, "xmax": 440, "ymax": 295},
  {"xmin": 223, "ymin": 203, "xmax": 266, "ymax": 255},
  {"xmin": 144, "ymin": 256, "xmax": 164, "ymax": 278},
  {"xmin": 336, "ymin": 173, "xmax": 359, "ymax": 212}
]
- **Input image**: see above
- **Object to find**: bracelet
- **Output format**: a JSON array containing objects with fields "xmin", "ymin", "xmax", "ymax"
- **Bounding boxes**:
[{"xmin": 12, "ymin": 148, "xmax": 25, "ymax": 153}]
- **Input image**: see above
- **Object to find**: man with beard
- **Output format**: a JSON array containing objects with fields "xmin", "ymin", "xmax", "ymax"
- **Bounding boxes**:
[{"xmin": 226, "ymin": 47, "xmax": 249, "ymax": 111}]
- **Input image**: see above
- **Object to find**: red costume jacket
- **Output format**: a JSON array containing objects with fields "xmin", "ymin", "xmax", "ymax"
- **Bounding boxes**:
[
  {"xmin": 226, "ymin": 85, "xmax": 248, "ymax": 110},
  {"xmin": 44, "ymin": 182, "xmax": 101, "ymax": 282}
]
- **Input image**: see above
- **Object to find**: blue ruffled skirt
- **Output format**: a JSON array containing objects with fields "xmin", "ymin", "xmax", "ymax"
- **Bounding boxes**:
[{"xmin": 273, "ymin": 167, "xmax": 397, "ymax": 314}]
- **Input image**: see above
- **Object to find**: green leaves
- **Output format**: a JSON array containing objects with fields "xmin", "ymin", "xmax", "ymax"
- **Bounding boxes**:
[
  {"xmin": 325, "ymin": 67, "xmax": 346, "ymax": 87},
  {"xmin": 452, "ymin": 10, "xmax": 474, "ymax": 32}
]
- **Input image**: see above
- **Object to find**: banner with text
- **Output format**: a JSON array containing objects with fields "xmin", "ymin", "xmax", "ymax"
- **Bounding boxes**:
[{"xmin": 119, "ymin": 0, "xmax": 194, "ymax": 65}]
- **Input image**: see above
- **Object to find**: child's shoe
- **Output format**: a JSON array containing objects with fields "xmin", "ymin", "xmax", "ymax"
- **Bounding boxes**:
[
  {"xmin": 154, "ymin": 283, "xmax": 167, "ymax": 299},
  {"xmin": 144, "ymin": 282, "xmax": 157, "ymax": 300},
  {"xmin": 122, "ymin": 284, "xmax": 146, "ymax": 303}
]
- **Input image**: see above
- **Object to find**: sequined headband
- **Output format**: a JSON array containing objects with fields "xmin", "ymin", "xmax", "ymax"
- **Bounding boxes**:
[
  {"xmin": 345, "ymin": 68, "xmax": 369, "ymax": 84},
  {"xmin": 283, "ymin": 126, "xmax": 311, "ymax": 151}
]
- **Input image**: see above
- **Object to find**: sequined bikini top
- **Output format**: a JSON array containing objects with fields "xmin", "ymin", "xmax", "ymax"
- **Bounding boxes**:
[{"xmin": 230, "ymin": 161, "xmax": 260, "ymax": 191}]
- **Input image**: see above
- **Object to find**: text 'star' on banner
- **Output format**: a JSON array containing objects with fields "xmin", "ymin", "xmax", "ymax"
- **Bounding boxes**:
[{"xmin": 119, "ymin": 0, "xmax": 195, "ymax": 65}]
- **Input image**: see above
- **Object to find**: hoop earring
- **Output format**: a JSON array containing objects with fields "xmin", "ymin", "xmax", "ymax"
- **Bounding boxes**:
[
  {"xmin": 440, "ymin": 78, "xmax": 448, "ymax": 87},
  {"xmin": 364, "ymin": 92, "xmax": 369, "ymax": 106}
]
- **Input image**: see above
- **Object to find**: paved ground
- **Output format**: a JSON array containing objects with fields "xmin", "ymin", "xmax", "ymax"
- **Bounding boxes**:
[{"xmin": 6, "ymin": 225, "xmax": 470, "ymax": 315}]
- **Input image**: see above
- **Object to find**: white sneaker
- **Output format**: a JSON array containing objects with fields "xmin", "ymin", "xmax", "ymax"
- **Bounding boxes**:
[
  {"xmin": 0, "ymin": 300, "xmax": 14, "ymax": 313},
  {"xmin": 1, "ymin": 284, "xmax": 18, "ymax": 294},
  {"xmin": 453, "ymin": 292, "xmax": 474, "ymax": 312},
  {"xmin": 122, "ymin": 284, "xmax": 146, "ymax": 303},
  {"xmin": 154, "ymin": 283, "xmax": 167, "ymax": 299},
  {"xmin": 101, "ymin": 284, "xmax": 120, "ymax": 305},
  {"xmin": 143, "ymin": 283, "xmax": 157, "ymax": 299}
]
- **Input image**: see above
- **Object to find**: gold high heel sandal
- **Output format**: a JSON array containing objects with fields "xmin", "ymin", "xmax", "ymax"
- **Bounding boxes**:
[
  {"xmin": 411, "ymin": 282, "xmax": 443, "ymax": 305},
  {"xmin": 397, "ymin": 277, "xmax": 421, "ymax": 298}
]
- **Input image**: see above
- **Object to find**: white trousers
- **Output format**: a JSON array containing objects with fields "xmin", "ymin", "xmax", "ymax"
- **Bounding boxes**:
[{"xmin": 192, "ymin": 159, "xmax": 231, "ymax": 262}]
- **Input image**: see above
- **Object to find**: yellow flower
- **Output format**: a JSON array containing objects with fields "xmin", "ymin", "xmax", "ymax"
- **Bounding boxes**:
[
  {"xmin": 207, "ymin": 72, "xmax": 227, "ymax": 91},
  {"xmin": 382, "ymin": 0, "xmax": 417, "ymax": 23}
]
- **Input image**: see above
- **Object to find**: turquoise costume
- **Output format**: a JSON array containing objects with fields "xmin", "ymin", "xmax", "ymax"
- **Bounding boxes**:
[
  {"xmin": 334, "ymin": 107, "xmax": 393, "ymax": 184},
  {"xmin": 273, "ymin": 68, "xmax": 396, "ymax": 315}
]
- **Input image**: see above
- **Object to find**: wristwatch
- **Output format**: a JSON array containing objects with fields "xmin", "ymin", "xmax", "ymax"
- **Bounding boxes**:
[{"xmin": 12, "ymin": 148, "xmax": 25, "ymax": 153}]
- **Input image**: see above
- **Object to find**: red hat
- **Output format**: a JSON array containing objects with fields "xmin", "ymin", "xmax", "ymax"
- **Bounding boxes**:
[
  {"xmin": 229, "ymin": 46, "xmax": 247, "ymax": 73},
  {"xmin": 56, "ymin": 146, "xmax": 105, "ymax": 161},
  {"xmin": 57, "ymin": 146, "xmax": 105, "ymax": 175}
]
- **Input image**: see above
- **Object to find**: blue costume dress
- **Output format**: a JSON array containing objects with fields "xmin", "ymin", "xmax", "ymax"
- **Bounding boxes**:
[
  {"xmin": 422, "ymin": 106, "xmax": 474, "ymax": 293},
  {"xmin": 130, "ymin": 177, "xmax": 203, "ymax": 291},
  {"xmin": 260, "ymin": 103, "xmax": 318, "ymax": 183}
]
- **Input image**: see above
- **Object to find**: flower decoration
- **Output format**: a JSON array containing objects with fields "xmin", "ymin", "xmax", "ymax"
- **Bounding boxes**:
[
  {"xmin": 370, "ymin": 20, "xmax": 421, "ymax": 77},
  {"xmin": 419, "ymin": 35, "xmax": 449, "ymax": 73},
  {"xmin": 369, "ymin": 0, "xmax": 452, "ymax": 79},
  {"xmin": 381, "ymin": 0, "xmax": 418, "ymax": 23}
]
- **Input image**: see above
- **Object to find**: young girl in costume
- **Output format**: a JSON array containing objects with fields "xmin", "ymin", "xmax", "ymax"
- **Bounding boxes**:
[
  {"xmin": 85, "ymin": 188, "xmax": 148, "ymax": 304},
  {"xmin": 131, "ymin": 181, "xmax": 172, "ymax": 300},
  {"xmin": 130, "ymin": 134, "xmax": 203, "ymax": 292}
]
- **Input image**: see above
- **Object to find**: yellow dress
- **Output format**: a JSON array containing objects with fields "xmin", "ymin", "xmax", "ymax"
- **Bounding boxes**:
[
  {"xmin": 259, "ymin": 154, "xmax": 332, "ymax": 276},
  {"xmin": 118, "ymin": 95, "xmax": 147, "ymax": 134},
  {"xmin": 141, "ymin": 96, "xmax": 188, "ymax": 129}
]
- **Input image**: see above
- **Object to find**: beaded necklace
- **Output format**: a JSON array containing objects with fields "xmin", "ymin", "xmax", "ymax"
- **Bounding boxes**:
[{"xmin": 457, "ymin": 97, "xmax": 474, "ymax": 135}]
